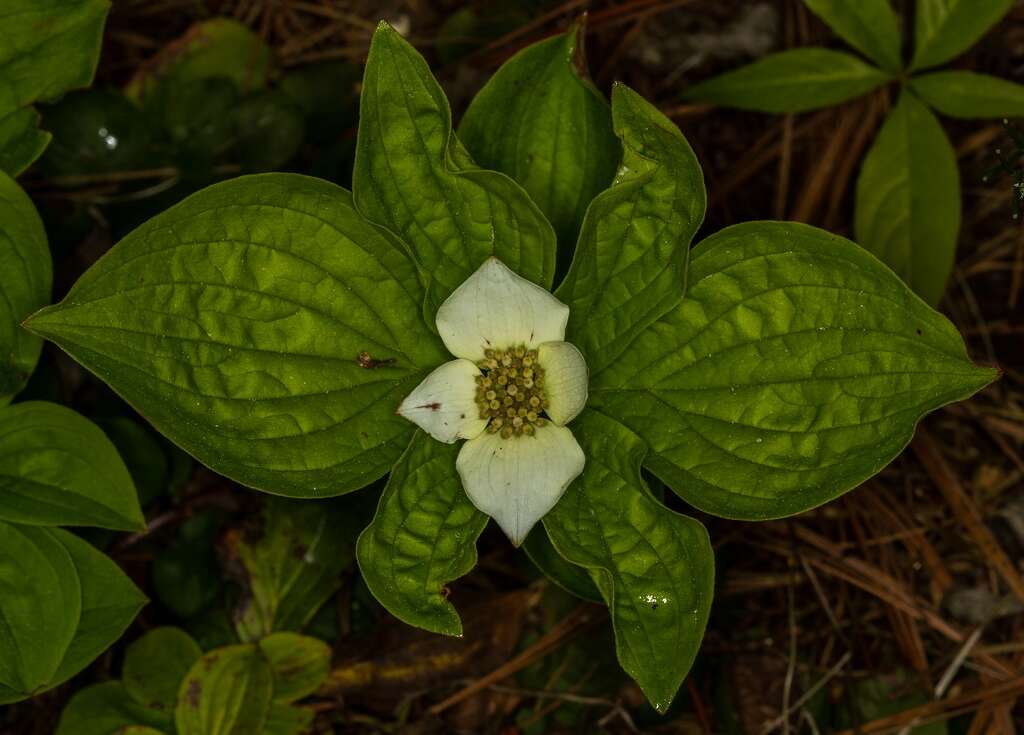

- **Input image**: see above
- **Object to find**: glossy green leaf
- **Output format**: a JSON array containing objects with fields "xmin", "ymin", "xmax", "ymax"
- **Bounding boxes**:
[
  {"xmin": 0, "ymin": 402, "xmax": 144, "ymax": 530},
  {"xmin": 225, "ymin": 497, "xmax": 356, "ymax": 642},
  {"xmin": 910, "ymin": 0, "xmax": 1012, "ymax": 71},
  {"xmin": 0, "ymin": 171, "xmax": 50, "ymax": 404},
  {"xmin": 175, "ymin": 644, "xmax": 274, "ymax": 735},
  {"xmin": 353, "ymin": 22, "xmax": 557, "ymax": 314},
  {"xmin": 0, "ymin": 108, "xmax": 49, "ymax": 176},
  {"xmin": 909, "ymin": 71, "xmax": 1024, "ymax": 119},
  {"xmin": 593, "ymin": 221, "xmax": 997, "ymax": 520},
  {"xmin": 25, "ymin": 174, "xmax": 447, "ymax": 497},
  {"xmin": 557, "ymin": 83, "xmax": 705, "ymax": 376},
  {"xmin": 0, "ymin": 0, "xmax": 109, "ymax": 114},
  {"xmin": 683, "ymin": 48, "xmax": 890, "ymax": 113},
  {"xmin": 123, "ymin": 627, "xmax": 203, "ymax": 713},
  {"xmin": 264, "ymin": 704, "xmax": 315, "ymax": 735},
  {"xmin": 48, "ymin": 529, "xmax": 147, "ymax": 688},
  {"xmin": 544, "ymin": 410, "xmax": 714, "ymax": 713},
  {"xmin": 56, "ymin": 681, "xmax": 173, "ymax": 735},
  {"xmin": 855, "ymin": 91, "xmax": 960, "ymax": 306},
  {"xmin": 357, "ymin": 432, "xmax": 488, "ymax": 636},
  {"xmin": 0, "ymin": 522, "xmax": 80, "ymax": 702},
  {"xmin": 802, "ymin": 0, "xmax": 903, "ymax": 72},
  {"xmin": 258, "ymin": 632, "xmax": 331, "ymax": 703},
  {"xmin": 458, "ymin": 23, "xmax": 619, "ymax": 260},
  {"xmin": 522, "ymin": 525, "xmax": 601, "ymax": 603}
]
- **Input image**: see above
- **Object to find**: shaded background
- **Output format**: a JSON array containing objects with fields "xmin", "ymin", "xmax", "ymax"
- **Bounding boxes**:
[{"xmin": 3, "ymin": 0, "xmax": 1024, "ymax": 732}]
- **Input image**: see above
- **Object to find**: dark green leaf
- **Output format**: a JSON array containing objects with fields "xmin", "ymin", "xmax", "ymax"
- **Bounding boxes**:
[
  {"xmin": 357, "ymin": 432, "xmax": 488, "ymax": 636},
  {"xmin": 175, "ymin": 644, "xmax": 274, "ymax": 735},
  {"xmin": 0, "ymin": 171, "xmax": 50, "ymax": 403},
  {"xmin": 909, "ymin": 71, "xmax": 1024, "ymax": 119},
  {"xmin": 556, "ymin": 83, "xmax": 705, "ymax": 376},
  {"xmin": 0, "ymin": 522, "xmax": 80, "ymax": 701},
  {"xmin": 522, "ymin": 525, "xmax": 602, "ymax": 603},
  {"xmin": 0, "ymin": 108, "xmax": 50, "ymax": 176},
  {"xmin": 544, "ymin": 410, "xmax": 714, "ymax": 713},
  {"xmin": 278, "ymin": 61, "xmax": 360, "ymax": 144},
  {"xmin": 153, "ymin": 512, "xmax": 223, "ymax": 619},
  {"xmin": 458, "ymin": 23, "xmax": 619, "ymax": 259},
  {"xmin": 97, "ymin": 417, "xmax": 172, "ymax": 508},
  {"xmin": 910, "ymin": 0, "xmax": 1012, "ymax": 71},
  {"xmin": 353, "ymin": 22, "xmax": 557, "ymax": 314},
  {"xmin": 258, "ymin": 632, "xmax": 331, "ymax": 703},
  {"xmin": 593, "ymin": 221, "xmax": 997, "ymax": 520},
  {"xmin": 231, "ymin": 91, "xmax": 305, "ymax": 172},
  {"xmin": 802, "ymin": 0, "xmax": 903, "ymax": 72},
  {"xmin": 263, "ymin": 703, "xmax": 315, "ymax": 735},
  {"xmin": 225, "ymin": 497, "xmax": 356, "ymax": 642},
  {"xmin": 123, "ymin": 627, "xmax": 203, "ymax": 713},
  {"xmin": 56, "ymin": 681, "xmax": 173, "ymax": 735},
  {"xmin": 48, "ymin": 529, "xmax": 147, "ymax": 687},
  {"xmin": 683, "ymin": 48, "xmax": 890, "ymax": 113},
  {"xmin": 0, "ymin": 402, "xmax": 144, "ymax": 530},
  {"xmin": 855, "ymin": 90, "xmax": 960, "ymax": 305},
  {"xmin": 25, "ymin": 174, "xmax": 447, "ymax": 497}
]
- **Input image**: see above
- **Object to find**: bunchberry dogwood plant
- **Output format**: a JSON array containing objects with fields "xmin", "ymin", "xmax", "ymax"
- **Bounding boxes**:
[{"xmin": 10, "ymin": 19, "xmax": 997, "ymax": 713}]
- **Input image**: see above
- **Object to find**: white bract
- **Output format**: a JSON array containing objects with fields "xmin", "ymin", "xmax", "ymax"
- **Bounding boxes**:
[{"xmin": 398, "ymin": 258, "xmax": 588, "ymax": 545}]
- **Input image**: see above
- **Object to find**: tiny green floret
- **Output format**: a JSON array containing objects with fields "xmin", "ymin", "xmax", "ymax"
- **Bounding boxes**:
[{"xmin": 475, "ymin": 345, "xmax": 549, "ymax": 438}]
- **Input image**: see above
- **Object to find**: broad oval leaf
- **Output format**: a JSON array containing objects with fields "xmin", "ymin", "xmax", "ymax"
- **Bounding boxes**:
[
  {"xmin": 683, "ymin": 48, "xmax": 891, "ymax": 114},
  {"xmin": 0, "ymin": 401, "xmax": 144, "ymax": 530},
  {"xmin": 457, "ymin": 22, "xmax": 619, "ymax": 263},
  {"xmin": 356, "ymin": 432, "xmax": 488, "ymax": 636},
  {"xmin": 123, "ymin": 627, "xmax": 203, "ymax": 713},
  {"xmin": 0, "ymin": 521, "xmax": 81, "ymax": 701},
  {"xmin": 909, "ymin": 71, "xmax": 1024, "ymax": 119},
  {"xmin": 910, "ymin": 0, "xmax": 1012, "ymax": 72},
  {"xmin": 353, "ymin": 22, "xmax": 557, "ymax": 314},
  {"xmin": 48, "ymin": 529, "xmax": 148, "ymax": 688},
  {"xmin": 25, "ymin": 174, "xmax": 448, "ymax": 498},
  {"xmin": 593, "ymin": 221, "xmax": 997, "ymax": 520},
  {"xmin": 258, "ymin": 632, "xmax": 331, "ymax": 703},
  {"xmin": 556, "ymin": 83, "xmax": 705, "ymax": 376},
  {"xmin": 0, "ymin": 171, "xmax": 51, "ymax": 403},
  {"xmin": 56, "ymin": 681, "xmax": 173, "ymax": 735},
  {"xmin": 855, "ymin": 90, "xmax": 959, "ymax": 306},
  {"xmin": 0, "ymin": 108, "xmax": 50, "ymax": 176},
  {"xmin": 175, "ymin": 644, "xmax": 274, "ymax": 735},
  {"xmin": 544, "ymin": 410, "xmax": 714, "ymax": 713},
  {"xmin": 802, "ymin": 0, "xmax": 903, "ymax": 72},
  {"xmin": 224, "ymin": 496, "xmax": 360, "ymax": 642}
]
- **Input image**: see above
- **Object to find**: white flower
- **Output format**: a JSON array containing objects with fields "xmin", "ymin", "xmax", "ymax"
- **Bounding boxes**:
[{"xmin": 397, "ymin": 258, "xmax": 588, "ymax": 545}]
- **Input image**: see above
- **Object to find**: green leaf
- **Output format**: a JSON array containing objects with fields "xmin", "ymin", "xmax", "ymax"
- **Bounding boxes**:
[
  {"xmin": 0, "ymin": 170, "xmax": 50, "ymax": 404},
  {"xmin": 683, "ymin": 48, "xmax": 891, "ymax": 113},
  {"xmin": 0, "ymin": 402, "xmax": 144, "ymax": 530},
  {"xmin": 0, "ymin": 0, "xmax": 109, "ymax": 113},
  {"xmin": 356, "ymin": 432, "xmax": 488, "ymax": 636},
  {"xmin": 802, "ymin": 0, "xmax": 903, "ymax": 72},
  {"xmin": 264, "ymin": 704, "xmax": 315, "ymax": 735},
  {"xmin": 855, "ymin": 90, "xmax": 960, "ymax": 306},
  {"xmin": 0, "ymin": 522, "xmax": 80, "ymax": 701},
  {"xmin": 544, "ymin": 410, "xmax": 714, "ymax": 713},
  {"xmin": 224, "ymin": 497, "xmax": 357, "ymax": 642},
  {"xmin": 0, "ymin": 108, "xmax": 50, "ymax": 176},
  {"xmin": 910, "ymin": 0, "xmax": 1012, "ymax": 71},
  {"xmin": 909, "ymin": 70, "xmax": 1024, "ymax": 119},
  {"xmin": 56, "ymin": 681, "xmax": 173, "ymax": 735},
  {"xmin": 48, "ymin": 529, "xmax": 147, "ymax": 688},
  {"xmin": 231, "ymin": 91, "xmax": 306, "ymax": 172},
  {"xmin": 152, "ymin": 512, "xmax": 223, "ymax": 619},
  {"xmin": 457, "ymin": 23, "xmax": 619, "ymax": 261},
  {"xmin": 593, "ymin": 221, "xmax": 997, "ymax": 520},
  {"xmin": 522, "ymin": 525, "xmax": 602, "ymax": 603},
  {"xmin": 353, "ymin": 22, "xmax": 557, "ymax": 314},
  {"xmin": 556, "ymin": 83, "xmax": 705, "ymax": 376},
  {"xmin": 175, "ymin": 644, "xmax": 274, "ymax": 735},
  {"xmin": 24, "ymin": 174, "xmax": 447, "ymax": 497},
  {"xmin": 258, "ymin": 632, "xmax": 331, "ymax": 703},
  {"xmin": 123, "ymin": 628, "xmax": 203, "ymax": 713}
]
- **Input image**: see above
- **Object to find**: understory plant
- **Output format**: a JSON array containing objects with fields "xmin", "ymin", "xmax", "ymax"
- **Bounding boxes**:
[
  {"xmin": 685, "ymin": 0, "xmax": 1024, "ymax": 306},
  {"xmin": 3, "ymin": 13, "xmax": 998, "ymax": 720}
]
